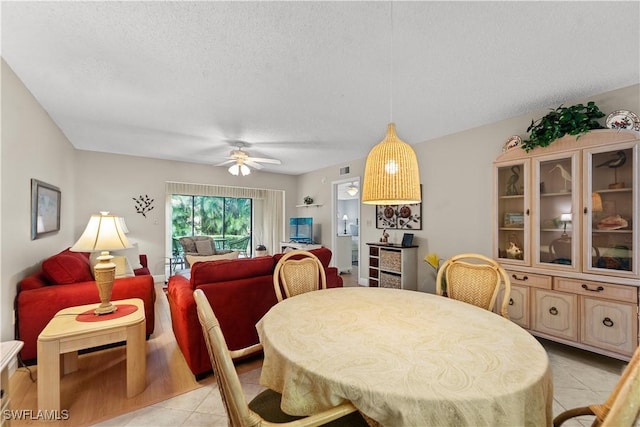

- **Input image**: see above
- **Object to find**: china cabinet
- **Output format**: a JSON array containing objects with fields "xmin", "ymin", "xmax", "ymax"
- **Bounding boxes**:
[
  {"xmin": 494, "ymin": 129, "xmax": 639, "ymax": 360},
  {"xmin": 366, "ymin": 243, "xmax": 418, "ymax": 290}
]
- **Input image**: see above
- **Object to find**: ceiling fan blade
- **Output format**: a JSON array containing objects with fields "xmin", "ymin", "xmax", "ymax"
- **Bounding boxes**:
[
  {"xmin": 244, "ymin": 160, "xmax": 263, "ymax": 169},
  {"xmin": 214, "ymin": 160, "xmax": 235, "ymax": 167},
  {"xmin": 246, "ymin": 157, "xmax": 281, "ymax": 165}
]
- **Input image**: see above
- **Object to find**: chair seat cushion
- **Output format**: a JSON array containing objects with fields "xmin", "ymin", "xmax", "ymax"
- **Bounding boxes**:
[{"xmin": 248, "ymin": 389, "xmax": 369, "ymax": 426}]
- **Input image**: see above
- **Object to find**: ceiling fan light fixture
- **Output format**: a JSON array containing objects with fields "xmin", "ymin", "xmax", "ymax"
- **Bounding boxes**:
[{"xmin": 228, "ymin": 162, "xmax": 251, "ymax": 176}]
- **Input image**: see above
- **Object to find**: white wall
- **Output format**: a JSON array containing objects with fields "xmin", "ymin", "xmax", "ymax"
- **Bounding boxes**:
[{"xmin": 298, "ymin": 84, "xmax": 640, "ymax": 292}]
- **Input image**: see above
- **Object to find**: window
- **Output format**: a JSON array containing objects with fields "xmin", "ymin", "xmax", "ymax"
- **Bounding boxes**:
[{"xmin": 171, "ymin": 195, "xmax": 253, "ymax": 255}]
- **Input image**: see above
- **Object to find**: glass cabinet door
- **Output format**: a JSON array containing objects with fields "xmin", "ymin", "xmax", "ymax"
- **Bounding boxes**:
[
  {"xmin": 585, "ymin": 143, "xmax": 637, "ymax": 277},
  {"xmin": 533, "ymin": 153, "xmax": 580, "ymax": 270},
  {"xmin": 496, "ymin": 160, "xmax": 529, "ymax": 265}
]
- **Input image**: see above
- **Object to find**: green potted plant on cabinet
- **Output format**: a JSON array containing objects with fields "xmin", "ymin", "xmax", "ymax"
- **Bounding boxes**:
[{"xmin": 522, "ymin": 102, "xmax": 605, "ymax": 152}]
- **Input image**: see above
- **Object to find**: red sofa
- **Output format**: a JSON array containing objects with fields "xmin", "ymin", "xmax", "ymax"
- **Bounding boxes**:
[
  {"xmin": 167, "ymin": 247, "xmax": 342, "ymax": 378},
  {"xmin": 16, "ymin": 248, "xmax": 156, "ymax": 363}
]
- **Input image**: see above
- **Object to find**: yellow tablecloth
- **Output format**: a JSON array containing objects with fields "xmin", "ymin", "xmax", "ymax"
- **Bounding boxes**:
[{"xmin": 257, "ymin": 287, "xmax": 552, "ymax": 427}]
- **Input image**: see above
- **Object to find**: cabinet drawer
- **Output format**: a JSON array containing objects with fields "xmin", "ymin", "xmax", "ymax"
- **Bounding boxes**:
[
  {"xmin": 506, "ymin": 270, "xmax": 552, "ymax": 289},
  {"xmin": 581, "ymin": 297, "xmax": 638, "ymax": 357},
  {"xmin": 532, "ymin": 289, "xmax": 578, "ymax": 340},
  {"xmin": 498, "ymin": 284, "xmax": 529, "ymax": 329},
  {"xmin": 555, "ymin": 278, "xmax": 638, "ymax": 303}
]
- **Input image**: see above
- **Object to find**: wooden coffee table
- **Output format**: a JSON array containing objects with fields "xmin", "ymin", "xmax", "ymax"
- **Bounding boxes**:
[{"xmin": 37, "ymin": 298, "xmax": 146, "ymax": 412}]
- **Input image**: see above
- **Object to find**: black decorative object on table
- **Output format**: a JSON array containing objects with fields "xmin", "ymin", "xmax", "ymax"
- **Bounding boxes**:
[{"xmin": 133, "ymin": 195, "xmax": 154, "ymax": 217}]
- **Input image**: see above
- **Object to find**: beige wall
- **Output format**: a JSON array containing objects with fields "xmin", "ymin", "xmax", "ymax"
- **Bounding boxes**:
[
  {"xmin": 1, "ymin": 53, "xmax": 637, "ymax": 342},
  {"xmin": 73, "ymin": 150, "xmax": 298, "ymax": 279},
  {"xmin": 1, "ymin": 59, "xmax": 78, "ymax": 339},
  {"xmin": 298, "ymin": 84, "xmax": 640, "ymax": 292}
]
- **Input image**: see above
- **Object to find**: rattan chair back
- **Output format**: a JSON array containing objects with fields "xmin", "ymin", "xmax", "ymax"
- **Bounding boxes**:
[
  {"xmin": 194, "ymin": 289, "xmax": 366, "ymax": 427},
  {"xmin": 554, "ymin": 344, "xmax": 640, "ymax": 427},
  {"xmin": 194, "ymin": 289, "xmax": 259, "ymax": 427},
  {"xmin": 273, "ymin": 250, "xmax": 327, "ymax": 302},
  {"xmin": 436, "ymin": 253, "xmax": 511, "ymax": 318}
]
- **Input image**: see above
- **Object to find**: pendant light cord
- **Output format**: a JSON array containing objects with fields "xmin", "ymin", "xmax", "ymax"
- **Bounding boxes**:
[{"xmin": 389, "ymin": 1, "xmax": 394, "ymax": 123}]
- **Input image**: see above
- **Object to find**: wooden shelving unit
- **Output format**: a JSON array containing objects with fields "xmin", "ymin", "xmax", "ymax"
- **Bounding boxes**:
[{"xmin": 366, "ymin": 243, "xmax": 418, "ymax": 290}]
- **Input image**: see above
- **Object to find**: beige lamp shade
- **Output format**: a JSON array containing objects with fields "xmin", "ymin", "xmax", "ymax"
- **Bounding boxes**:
[
  {"xmin": 560, "ymin": 213, "xmax": 572, "ymax": 223},
  {"xmin": 71, "ymin": 212, "xmax": 132, "ymax": 252},
  {"xmin": 117, "ymin": 216, "xmax": 129, "ymax": 234},
  {"xmin": 362, "ymin": 123, "xmax": 421, "ymax": 205},
  {"xmin": 71, "ymin": 212, "xmax": 131, "ymax": 315},
  {"xmin": 592, "ymin": 192, "xmax": 603, "ymax": 212}
]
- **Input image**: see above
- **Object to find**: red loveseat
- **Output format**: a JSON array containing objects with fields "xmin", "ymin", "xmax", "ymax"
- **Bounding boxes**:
[
  {"xmin": 167, "ymin": 247, "xmax": 342, "ymax": 378},
  {"xmin": 16, "ymin": 248, "xmax": 156, "ymax": 363}
]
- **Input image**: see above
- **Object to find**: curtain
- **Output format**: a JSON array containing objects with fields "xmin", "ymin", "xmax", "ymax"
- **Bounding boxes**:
[{"xmin": 165, "ymin": 182, "xmax": 284, "ymax": 256}]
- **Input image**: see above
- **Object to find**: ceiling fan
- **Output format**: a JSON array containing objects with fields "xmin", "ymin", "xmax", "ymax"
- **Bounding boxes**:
[{"xmin": 214, "ymin": 147, "xmax": 282, "ymax": 176}]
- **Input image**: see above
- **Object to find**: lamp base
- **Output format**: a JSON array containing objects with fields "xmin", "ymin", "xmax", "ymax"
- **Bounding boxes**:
[
  {"xmin": 94, "ymin": 302, "xmax": 117, "ymax": 315},
  {"xmin": 94, "ymin": 251, "xmax": 117, "ymax": 316}
]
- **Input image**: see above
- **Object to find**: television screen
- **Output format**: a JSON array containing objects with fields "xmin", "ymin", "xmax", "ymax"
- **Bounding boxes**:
[{"xmin": 290, "ymin": 217, "xmax": 313, "ymax": 243}]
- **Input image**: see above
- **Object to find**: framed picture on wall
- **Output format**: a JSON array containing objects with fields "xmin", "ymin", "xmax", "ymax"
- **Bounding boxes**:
[
  {"xmin": 31, "ymin": 179, "xmax": 61, "ymax": 240},
  {"xmin": 375, "ymin": 186, "xmax": 422, "ymax": 230}
]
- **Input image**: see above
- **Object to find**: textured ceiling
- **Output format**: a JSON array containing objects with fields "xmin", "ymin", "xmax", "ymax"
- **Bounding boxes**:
[{"xmin": 2, "ymin": 1, "xmax": 638, "ymax": 175}]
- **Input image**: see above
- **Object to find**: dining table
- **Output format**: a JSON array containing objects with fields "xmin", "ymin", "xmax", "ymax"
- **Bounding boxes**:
[{"xmin": 256, "ymin": 287, "xmax": 553, "ymax": 427}]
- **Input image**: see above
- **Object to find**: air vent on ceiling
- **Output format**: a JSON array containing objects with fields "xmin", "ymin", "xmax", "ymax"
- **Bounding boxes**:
[{"xmin": 339, "ymin": 166, "xmax": 350, "ymax": 175}]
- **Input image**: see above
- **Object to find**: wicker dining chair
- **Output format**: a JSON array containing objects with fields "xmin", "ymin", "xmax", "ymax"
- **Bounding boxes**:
[
  {"xmin": 273, "ymin": 250, "xmax": 327, "ymax": 302},
  {"xmin": 193, "ymin": 289, "xmax": 368, "ymax": 427},
  {"xmin": 436, "ymin": 253, "xmax": 511, "ymax": 318},
  {"xmin": 553, "ymin": 344, "xmax": 640, "ymax": 427}
]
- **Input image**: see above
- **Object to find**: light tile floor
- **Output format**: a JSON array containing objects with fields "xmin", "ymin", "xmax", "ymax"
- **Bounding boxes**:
[{"xmin": 93, "ymin": 338, "xmax": 630, "ymax": 427}]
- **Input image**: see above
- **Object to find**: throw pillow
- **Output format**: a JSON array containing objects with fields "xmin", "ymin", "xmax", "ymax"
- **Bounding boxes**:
[
  {"xmin": 186, "ymin": 251, "xmax": 239, "ymax": 266},
  {"xmin": 42, "ymin": 254, "xmax": 94, "ymax": 285},
  {"xmin": 195, "ymin": 239, "xmax": 214, "ymax": 256},
  {"xmin": 112, "ymin": 256, "xmax": 135, "ymax": 278},
  {"xmin": 111, "ymin": 242, "xmax": 143, "ymax": 269}
]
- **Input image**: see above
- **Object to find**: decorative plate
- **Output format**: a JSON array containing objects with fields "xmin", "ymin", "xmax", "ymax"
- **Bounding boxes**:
[
  {"xmin": 605, "ymin": 110, "xmax": 640, "ymax": 131},
  {"xmin": 502, "ymin": 135, "xmax": 522, "ymax": 152}
]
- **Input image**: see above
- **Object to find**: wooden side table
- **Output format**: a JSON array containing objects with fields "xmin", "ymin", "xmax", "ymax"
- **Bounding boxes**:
[
  {"xmin": 37, "ymin": 298, "xmax": 146, "ymax": 412},
  {"xmin": 1, "ymin": 340, "xmax": 24, "ymax": 427}
]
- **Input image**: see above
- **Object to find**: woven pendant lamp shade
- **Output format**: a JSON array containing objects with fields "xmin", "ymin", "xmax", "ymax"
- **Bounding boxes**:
[{"xmin": 362, "ymin": 123, "xmax": 421, "ymax": 205}]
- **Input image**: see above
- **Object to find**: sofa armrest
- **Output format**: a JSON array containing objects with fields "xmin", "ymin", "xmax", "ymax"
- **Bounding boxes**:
[
  {"xmin": 134, "ymin": 254, "xmax": 150, "ymax": 276},
  {"xmin": 16, "ymin": 275, "xmax": 156, "ymax": 362}
]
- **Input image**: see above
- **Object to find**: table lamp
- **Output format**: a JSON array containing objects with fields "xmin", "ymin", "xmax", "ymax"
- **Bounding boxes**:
[
  {"xmin": 71, "ymin": 212, "xmax": 132, "ymax": 315},
  {"xmin": 560, "ymin": 213, "xmax": 572, "ymax": 237},
  {"xmin": 342, "ymin": 214, "xmax": 348, "ymax": 235}
]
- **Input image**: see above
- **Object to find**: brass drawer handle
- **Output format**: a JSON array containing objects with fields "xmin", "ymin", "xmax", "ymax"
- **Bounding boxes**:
[
  {"xmin": 549, "ymin": 307, "xmax": 558, "ymax": 316},
  {"xmin": 509, "ymin": 298, "xmax": 514, "ymax": 306},
  {"xmin": 602, "ymin": 317, "xmax": 614, "ymax": 327},
  {"xmin": 512, "ymin": 274, "xmax": 528, "ymax": 281},
  {"xmin": 581, "ymin": 284, "xmax": 604, "ymax": 292}
]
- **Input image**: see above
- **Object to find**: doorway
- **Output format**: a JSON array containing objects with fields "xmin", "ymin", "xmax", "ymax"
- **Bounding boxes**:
[{"xmin": 332, "ymin": 178, "xmax": 360, "ymax": 283}]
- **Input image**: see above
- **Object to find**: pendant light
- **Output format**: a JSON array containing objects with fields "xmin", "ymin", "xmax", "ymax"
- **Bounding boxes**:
[{"xmin": 362, "ymin": 2, "xmax": 421, "ymax": 205}]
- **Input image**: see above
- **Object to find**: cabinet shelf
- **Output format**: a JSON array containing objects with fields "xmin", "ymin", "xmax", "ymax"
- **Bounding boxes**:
[
  {"xmin": 295, "ymin": 203, "xmax": 323, "ymax": 208},
  {"xmin": 540, "ymin": 192, "xmax": 572, "ymax": 197},
  {"xmin": 593, "ymin": 229, "xmax": 632, "ymax": 234},
  {"xmin": 594, "ymin": 188, "xmax": 632, "ymax": 194}
]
